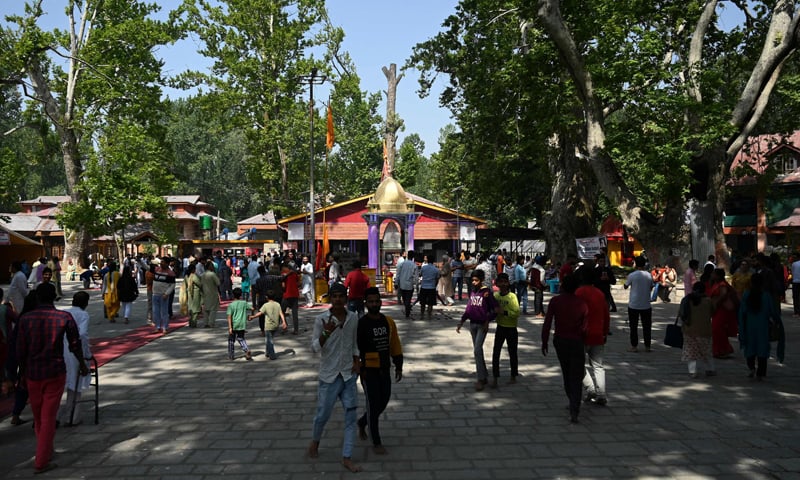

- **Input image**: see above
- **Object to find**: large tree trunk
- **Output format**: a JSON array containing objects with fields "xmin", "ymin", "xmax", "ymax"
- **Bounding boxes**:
[
  {"xmin": 278, "ymin": 143, "xmax": 288, "ymax": 202},
  {"xmin": 382, "ymin": 63, "xmax": 404, "ymax": 175},
  {"xmin": 28, "ymin": 59, "xmax": 90, "ymax": 267},
  {"xmin": 543, "ymin": 133, "xmax": 598, "ymax": 262},
  {"xmin": 537, "ymin": 0, "xmax": 799, "ymax": 266}
]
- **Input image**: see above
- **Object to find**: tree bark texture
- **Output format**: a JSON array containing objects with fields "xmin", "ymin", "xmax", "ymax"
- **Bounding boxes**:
[
  {"xmin": 382, "ymin": 63, "xmax": 404, "ymax": 176},
  {"xmin": 542, "ymin": 133, "xmax": 598, "ymax": 262}
]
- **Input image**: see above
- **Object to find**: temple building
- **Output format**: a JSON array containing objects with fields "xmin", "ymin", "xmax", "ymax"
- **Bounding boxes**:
[{"xmin": 278, "ymin": 176, "xmax": 488, "ymax": 270}]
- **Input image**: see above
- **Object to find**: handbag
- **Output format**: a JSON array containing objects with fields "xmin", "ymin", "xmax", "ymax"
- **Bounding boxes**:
[
  {"xmin": 769, "ymin": 320, "xmax": 782, "ymax": 342},
  {"xmin": 664, "ymin": 315, "xmax": 684, "ymax": 348}
]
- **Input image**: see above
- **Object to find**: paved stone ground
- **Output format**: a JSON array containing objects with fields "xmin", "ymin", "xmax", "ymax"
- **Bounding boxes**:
[{"xmin": 1, "ymin": 280, "xmax": 798, "ymax": 479}]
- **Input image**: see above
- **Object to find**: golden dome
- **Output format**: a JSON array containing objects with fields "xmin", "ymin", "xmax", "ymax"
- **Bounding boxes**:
[{"xmin": 367, "ymin": 176, "xmax": 414, "ymax": 214}]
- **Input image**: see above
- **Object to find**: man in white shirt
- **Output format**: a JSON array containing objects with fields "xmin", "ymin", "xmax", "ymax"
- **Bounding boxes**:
[
  {"xmin": 624, "ymin": 256, "xmax": 655, "ymax": 353},
  {"xmin": 307, "ymin": 283, "xmax": 361, "ymax": 472}
]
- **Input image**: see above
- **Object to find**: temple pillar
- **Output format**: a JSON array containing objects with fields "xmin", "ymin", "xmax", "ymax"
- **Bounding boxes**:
[
  {"xmin": 367, "ymin": 214, "xmax": 380, "ymax": 270},
  {"xmin": 406, "ymin": 213, "xmax": 417, "ymax": 253}
]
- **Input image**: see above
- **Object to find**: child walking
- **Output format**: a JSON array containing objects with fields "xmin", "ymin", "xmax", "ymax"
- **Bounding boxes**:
[
  {"xmin": 227, "ymin": 288, "xmax": 253, "ymax": 361},
  {"xmin": 456, "ymin": 269, "xmax": 499, "ymax": 391},
  {"xmin": 249, "ymin": 289, "xmax": 287, "ymax": 360}
]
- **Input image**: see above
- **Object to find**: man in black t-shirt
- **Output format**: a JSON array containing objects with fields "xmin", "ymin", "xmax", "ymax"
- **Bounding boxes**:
[{"xmin": 356, "ymin": 287, "xmax": 403, "ymax": 455}]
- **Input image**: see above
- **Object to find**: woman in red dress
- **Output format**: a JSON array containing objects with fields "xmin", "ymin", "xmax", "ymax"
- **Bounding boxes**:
[{"xmin": 708, "ymin": 268, "xmax": 738, "ymax": 358}]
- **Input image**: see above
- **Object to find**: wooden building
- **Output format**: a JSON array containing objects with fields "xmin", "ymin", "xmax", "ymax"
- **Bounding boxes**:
[
  {"xmin": 725, "ymin": 131, "xmax": 800, "ymax": 255},
  {"xmin": 278, "ymin": 177, "xmax": 488, "ymax": 270}
]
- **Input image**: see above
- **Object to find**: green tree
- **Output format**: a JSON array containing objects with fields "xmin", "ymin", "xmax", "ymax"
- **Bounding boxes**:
[
  {"xmin": 411, "ymin": 0, "xmax": 800, "ymax": 263},
  {"xmin": 58, "ymin": 121, "xmax": 176, "ymax": 259},
  {"xmin": 179, "ymin": 0, "xmax": 330, "ymax": 213},
  {"xmin": 1, "ymin": 0, "xmax": 180, "ymax": 265},
  {"xmin": 164, "ymin": 98, "xmax": 257, "ymax": 222},
  {"xmin": 395, "ymin": 133, "xmax": 425, "ymax": 191},
  {"xmin": 324, "ymin": 84, "xmax": 384, "ymax": 202}
]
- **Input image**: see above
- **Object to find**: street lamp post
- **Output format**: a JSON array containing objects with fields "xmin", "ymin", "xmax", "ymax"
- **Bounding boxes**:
[
  {"xmin": 299, "ymin": 68, "xmax": 326, "ymax": 266},
  {"xmin": 453, "ymin": 186, "xmax": 463, "ymax": 253}
]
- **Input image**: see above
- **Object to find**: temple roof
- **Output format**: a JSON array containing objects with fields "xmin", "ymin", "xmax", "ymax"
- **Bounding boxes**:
[{"xmin": 366, "ymin": 176, "xmax": 414, "ymax": 214}]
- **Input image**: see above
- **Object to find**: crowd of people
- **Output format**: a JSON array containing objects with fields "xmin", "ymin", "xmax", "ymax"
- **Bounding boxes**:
[{"xmin": 1, "ymin": 246, "xmax": 795, "ymax": 473}]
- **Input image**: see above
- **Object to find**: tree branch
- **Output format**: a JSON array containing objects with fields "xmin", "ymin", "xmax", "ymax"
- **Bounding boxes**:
[
  {"xmin": 686, "ymin": 0, "xmax": 719, "ymax": 103},
  {"xmin": 730, "ymin": 0, "xmax": 800, "ymax": 132}
]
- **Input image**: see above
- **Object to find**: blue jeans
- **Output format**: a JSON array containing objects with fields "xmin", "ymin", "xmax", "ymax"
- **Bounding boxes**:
[
  {"xmin": 311, "ymin": 374, "xmax": 358, "ymax": 458},
  {"xmin": 469, "ymin": 323, "xmax": 489, "ymax": 382},
  {"xmin": 517, "ymin": 281, "xmax": 528, "ymax": 312},
  {"xmin": 265, "ymin": 329, "xmax": 277, "ymax": 359},
  {"xmin": 650, "ymin": 283, "xmax": 659, "ymax": 302},
  {"xmin": 347, "ymin": 299, "xmax": 365, "ymax": 318},
  {"xmin": 152, "ymin": 294, "xmax": 170, "ymax": 330},
  {"xmin": 452, "ymin": 276, "xmax": 464, "ymax": 300}
]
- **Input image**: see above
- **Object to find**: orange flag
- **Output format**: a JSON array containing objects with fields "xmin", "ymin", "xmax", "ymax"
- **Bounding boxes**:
[{"xmin": 326, "ymin": 104, "xmax": 335, "ymax": 150}]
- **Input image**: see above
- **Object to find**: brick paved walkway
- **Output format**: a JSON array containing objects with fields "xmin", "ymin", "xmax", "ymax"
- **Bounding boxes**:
[{"xmin": 1, "ymin": 281, "xmax": 798, "ymax": 479}]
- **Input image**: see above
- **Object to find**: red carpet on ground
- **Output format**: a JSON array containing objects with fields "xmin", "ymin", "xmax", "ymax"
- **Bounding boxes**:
[
  {"xmin": 0, "ymin": 315, "xmax": 189, "ymax": 419},
  {"xmin": 90, "ymin": 316, "xmax": 189, "ymax": 368}
]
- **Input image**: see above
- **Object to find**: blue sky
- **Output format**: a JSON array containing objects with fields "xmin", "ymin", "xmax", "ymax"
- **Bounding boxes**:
[{"xmin": 3, "ymin": 0, "xmax": 460, "ymax": 156}]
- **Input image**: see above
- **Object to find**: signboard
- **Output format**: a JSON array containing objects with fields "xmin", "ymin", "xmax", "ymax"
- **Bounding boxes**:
[
  {"xmin": 287, "ymin": 223, "xmax": 305, "ymax": 241},
  {"xmin": 575, "ymin": 235, "xmax": 607, "ymax": 259},
  {"xmin": 460, "ymin": 223, "xmax": 476, "ymax": 241}
]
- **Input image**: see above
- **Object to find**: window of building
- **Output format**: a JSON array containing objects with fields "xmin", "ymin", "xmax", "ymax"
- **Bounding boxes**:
[{"xmin": 773, "ymin": 152, "xmax": 799, "ymax": 175}]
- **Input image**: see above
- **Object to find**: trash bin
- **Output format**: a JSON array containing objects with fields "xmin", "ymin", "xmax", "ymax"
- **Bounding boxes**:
[{"xmin": 546, "ymin": 279, "xmax": 560, "ymax": 293}]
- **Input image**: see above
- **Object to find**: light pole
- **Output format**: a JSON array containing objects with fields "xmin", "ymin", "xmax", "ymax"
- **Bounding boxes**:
[
  {"xmin": 453, "ymin": 186, "xmax": 463, "ymax": 253},
  {"xmin": 299, "ymin": 68, "xmax": 326, "ymax": 266}
]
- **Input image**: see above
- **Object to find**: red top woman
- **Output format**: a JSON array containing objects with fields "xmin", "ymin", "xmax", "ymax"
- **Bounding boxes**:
[{"xmin": 708, "ymin": 268, "xmax": 738, "ymax": 358}]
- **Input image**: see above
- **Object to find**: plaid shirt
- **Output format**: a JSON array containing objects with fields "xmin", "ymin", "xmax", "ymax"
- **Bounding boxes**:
[{"xmin": 16, "ymin": 304, "xmax": 82, "ymax": 381}]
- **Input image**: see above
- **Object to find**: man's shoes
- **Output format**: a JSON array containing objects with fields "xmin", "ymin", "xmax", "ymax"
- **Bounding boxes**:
[
  {"xmin": 705, "ymin": 370, "xmax": 717, "ymax": 377},
  {"xmin": 307, "ymin": 441, "xmax": 319, "ymax": 459},
  {"xmin": 507, "ymin": 376, "xmax": 517, "ymax": 385},
  {"xmin": 34, "ymin": 463, "xmax": 57, "ymax": 475},
  {"xmin": 373, "ymin": 445, "xmax": 387, "ymax": 455},
  {"xmin": 570, "ymin": 414, "xmax": 579, "ymax": 424}
]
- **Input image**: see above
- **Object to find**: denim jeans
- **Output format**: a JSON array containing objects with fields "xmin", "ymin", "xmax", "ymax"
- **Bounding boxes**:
[
  {"xmin": 265, "ymin": 329, "xmax": 277, "ymax": 359},
  {"xmin": 517, "ymin": 282, "xmax": 528, "ymax": 312},
  {"xmin": 311, "ymin": 374, "xmax": 358, "ymax": 458},
  {"xmin": 469, "ymin": 322, "xmax": 489, "ymax": 382},
  {"xmin": 582, "ymin": 344, "xmax": 606, "ymax": 398},
  {"xmin": 452, "ymin": 276, "xmax": 464, "ymax": 300},
  {"xmin": 152, "ymin": 294, "xmax": 170, "ymax": 330},
  {"xmin": 347, "ymin": 298, "xmax": 365, "ymax": 318}
]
